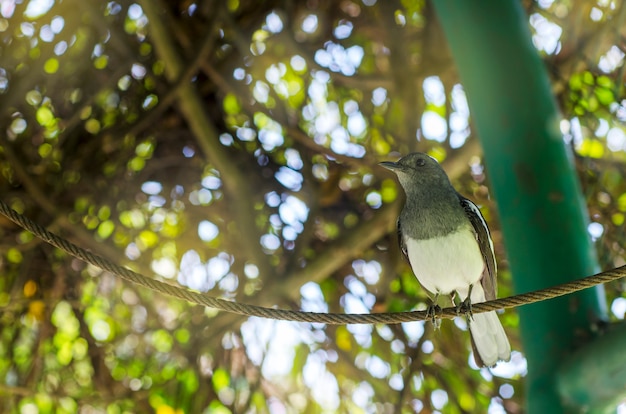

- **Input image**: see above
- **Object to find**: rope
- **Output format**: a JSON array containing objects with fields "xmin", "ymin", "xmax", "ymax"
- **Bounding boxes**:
[{"xmin": 0, "ymin": 199, "xmax": 624, "ymax": 325}]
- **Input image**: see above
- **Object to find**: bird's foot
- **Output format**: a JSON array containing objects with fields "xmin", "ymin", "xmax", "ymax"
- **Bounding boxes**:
[
  {"xmin": 455, "ymin": 286, "xmax": 474, "ymax": 322},
  {"xmin": 455, "ymin": 298, "xmax": 472, "ymax": 320},
  {"xmin": 426, "ymin": 302, "xmax": 442, "ymax": 329}
]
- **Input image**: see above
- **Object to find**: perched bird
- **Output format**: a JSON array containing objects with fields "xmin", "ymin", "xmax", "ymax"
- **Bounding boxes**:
[{"xmin": 381, "ymin": 153, "xmax": 511, "ymax": 367}]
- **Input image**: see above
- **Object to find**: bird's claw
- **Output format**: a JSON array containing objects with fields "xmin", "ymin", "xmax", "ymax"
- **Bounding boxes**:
[
  {"xmin": 456, "ymin": 298, "xmax": 472, "ymax": 316},
  {"xmin": 455, "ymin": 285, "xmax": 474, "ymax": 322},
  {"xmin": 426, "ymin": 303, "xmax": 443, "ymax": 329}
]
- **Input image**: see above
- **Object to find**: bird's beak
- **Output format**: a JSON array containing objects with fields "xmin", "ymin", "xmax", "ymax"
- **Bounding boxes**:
[{"xmin": 379, "ymin": 161, "xmax": 400, "ymax": 171}]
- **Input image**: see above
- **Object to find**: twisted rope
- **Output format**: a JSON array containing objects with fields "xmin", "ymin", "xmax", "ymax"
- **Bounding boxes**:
[{"xmin": 0, "ymin": 199, "xmax": 623, "ymax": 324}]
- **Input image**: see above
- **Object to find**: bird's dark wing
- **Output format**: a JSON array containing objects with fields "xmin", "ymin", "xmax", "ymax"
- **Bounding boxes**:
[
  {"xmin": 397, "ymin": 218, "xmax": 409, "ymax": 263},
  {"xmin": 459, "ymin": 195, "xmax": 497, "ymax": 300}
]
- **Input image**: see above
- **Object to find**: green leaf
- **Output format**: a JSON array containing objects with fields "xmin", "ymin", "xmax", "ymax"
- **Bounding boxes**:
[
  {"xmin": 93, "ymin": 55, "xmax": 109, "ymax": 70},
  {"xmin": 97, "ymin": 220, "xmax": 115, "ymax": 239},
  {"xmin": 84, "ymin": 118, "xmax": 101, "ymax": 134},
  {"xmin": 212, "ymin": 368, "xmax": 230, "ymax": 392},
  {"xmin": 128, "ymin": 156, "xmax": 146, "ymax": 172},
  {"xmin": 43, "ymin": 57, "xmax": 59, "ymax": 74},
  {"xmin": 6, "ymin": 248, "xmax": 22, "ymax": 264},
  {"xmin": 569, "ymin": 73, "xmax": 582, "ymax": 90},
  {"xmin": 137, "ymin": 230, "xmax": 159, "ymax": 249},
  {"xmin": 38, "ymin": 143, "xmax": 52, "ymax": 158},
  {"xmin": 223, "ymin": 93, "xmax": 241, "ymax": 115},
  {"xmin": 596, "ymin": 75, "xmax": 613, "ymax": 88},
  {"xmin": 135, "ymin": 141, "xmax": 154, "ymax": 157},
  {"xmin": 174, "ymin": 328, "xmax": 190, "ymax": 344},
  {"xmin": 335, "ymin": 326, "xmax": 352, "ymax": 351},
  {"xmin": 36, "ymin": 107, "xmax": 54, "ymax": 126},
  {"xmin": 381, "ymin": 179, "xmax": 398, "ymax": 203},
  {"xmin": 152, "ymin": 329, "xmax": 173, "ymax": 353},
  {"xmin": 98, "ymin": 205, "xmax": 111, "ymax": 221},
  {"xmin": 25, "ymin": 90, "xmax": 42, "ymax": 106},
  {"xmin": 617, "ymin": 193, "xmax": 626, "ymax": 212},
  {"xmin": 178, "ymin": 369, "xmax": 199, "ymax": 393},
  {"xmin": 594, "ymin": 87, "xmax": 614, "ymax": 106},
  {"xmin": 578, "ymin": 138, "xmax": 604, "ymax": 158}
]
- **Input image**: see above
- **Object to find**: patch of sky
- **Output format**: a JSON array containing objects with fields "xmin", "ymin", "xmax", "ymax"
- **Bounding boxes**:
[
  {"xmin": 530, "ymin": 13, "xmax": 562, "ymax": 54},
  {"xmin": 303, "ymin": 352, "xmax": 340, "ymax": 410},
  {"xmin": 264, "ymin": 191, "xmax": 281, "ymax": 207},
  {"xmin": 284, "ymin": 148, "xmax": 303, "ymax": 169},
  {"xmin": 177, "ymin": 250, "xmax": 232, "ymax": 292},
  {"xmin": 587, "ymin": 222, "xmax": 604, "ymax": 241},
  {"xmin": 421, "ymin": 111, "xmax": 447, "ymax": 141},
  {"xmin": 371, "ymin": 87, "xmax": 387, "ymax": 106},
  {"xmin": 300, "ymin": 282, "xmax": 328, "ymax": 313},
  {"xmin": 141, "ymin": 181, "xmax": 162, "ymax": 195},
  {"xmin": 265, "ymin": 11, "xmax": 283, "ymax": 34},
  {"xmin": 314, "ymin": 42, "xmax": 363, "ymax": 76},
  {"xmin": 253, "ymin": 80, "xmax": 270, "ymax": 103},
  {"xmin": 599, "ymin": 45, "xmax": 625, "ymax": 73},
  {"xmin": 421, "ymin": 77, "xmax": 448, "ymax": 142},
  {"xmin": 151, "ymin": 257, "xmax": 177, "ymax": 279},
  {"xmin": 352, "ymin": 382, "xmax": 374, "ymax": 409},
  {"xmin": 279, "ymin": 195, "xmax": 308, "ymax": 232},
  {"xmin": 24, "ymin": 0, "xmax": 54, "ymax": 19},
  {"xmin": 365, "ymin": 355, "xmax": 390, "ymax": 379},
  {"xmin": 352, "ymin": 259, "xmax": 381, "ymax": 284},
  {"xmin": 275, "ymin": 166, "xmax": 303, "ymax": 191},
  {"xmin": 484, "ymin": 351, "xmax": 528, "ymax": 379},
  {"xmin": 611, "ymin": 297, "xmax": 626, "ymax": 319},
  {"xmin": 290, "ymin": 55, "xmax": 306, "ymax": 72},
  {"xmin": 607, "ymin": 127, "xmax": 626, "ymax": 151},
  {"xmin": 260, "ymin": 234, "xmax": 281, "ymax": 251},
  {"xmin": 198, "ymin": 220, "xmax": 219, "ymax": 242},
  {"xmin": 301, "ymin": 14, "xmax": 318, "ymax": 34},
  {"xmin": 334, "ymin": 20, "xmax": 353, "ymax": 39},
  {"xmin": 401, "ymin": 321, "xmax": 425, "ymax": 345},
  {"xmin": 423, "ymin": 76, "xmax": 446, "ymax": 106},
  {"xmin": 236, "ymin": 126, "xmax": 256, "ymax": 142},
  {"xmin": 329, "ymin": 126, "xmax": 366, "ymax": 157}
]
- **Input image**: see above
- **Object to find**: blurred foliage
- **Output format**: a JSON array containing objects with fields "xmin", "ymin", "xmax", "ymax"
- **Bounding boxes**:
[{"xmin": 0, "ymin": 0, "xmax": 624, "ymax": 412}]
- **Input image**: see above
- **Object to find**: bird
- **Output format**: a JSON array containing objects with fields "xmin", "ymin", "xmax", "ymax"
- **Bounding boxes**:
[{"xmin": 380, "ymin": 152, "xmax": 511, "ymax": 367}]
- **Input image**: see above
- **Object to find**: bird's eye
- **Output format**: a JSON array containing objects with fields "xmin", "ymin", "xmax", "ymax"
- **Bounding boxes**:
[{"xmin": 416, "ymin": 158, "xmax": 426, "ymax": 167}]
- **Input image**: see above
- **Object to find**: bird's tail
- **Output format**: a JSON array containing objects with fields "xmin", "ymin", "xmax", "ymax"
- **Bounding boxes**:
[
  {"xmin": 469, "ymin": 311, "xmax": 511, "ymax": 367},
  {"xmin": 467, "ymin": 285, "xmax": 511, "ymax": 367}
]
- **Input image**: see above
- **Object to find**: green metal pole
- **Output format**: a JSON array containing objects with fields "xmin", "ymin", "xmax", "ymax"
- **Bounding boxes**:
[
  {"xmin": 432, "ymin": 1, "xmax": 607, "ymax": 412},
  {"xmin": 556, "ymin": 323, "xmax": 626, "ymax": 412}
]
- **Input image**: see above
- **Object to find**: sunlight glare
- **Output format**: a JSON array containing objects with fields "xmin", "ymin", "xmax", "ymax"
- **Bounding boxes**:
[
  {"xmin": 401, "ymin": 321, "xmax": 425, "ymax": 344},
  {"xmin": 303, "ymin": 353, "xmax": 340, "ymax": 410},
  {"xmin": 599, "ymin": 45, "xmax": 625, "ymax": 74},
  {"xmin": 489, "ymin": 351, "xmax": 528, "ymax": 378},
  {"xmin": 530, "ymin": 13, "xmax": 562, "ymax": 54},
  {"xmin": 611, "ymin": 297, "xmax": 626, "ymax": 319},
  {"xmin": 24, "ymin": 0, "xmax": 53, "ymax": 19},
  {"xmin": 300, "ymin": 282, "xmax": 328, "ymax": 313},
  {"xmin": 265, "ymin": 12, "xmax": 283, "ymax": 33},
  {"xmin": 421, "ymin": 111, "xmax": 447, "ymax": 141},
  {"xmin": 423, "ymin": 76, "xmax": 446, "ymax": 106},
  {"xmin": 151, "ymin": 257, "xmax": 177, "ymax": 279},
  {"xmin": 198, "ymin": 220, "xmax": 219, "ymax": 242},
  {"xmin": 301, "ymin": 14, "xmax": 318, "ymax": 33}
]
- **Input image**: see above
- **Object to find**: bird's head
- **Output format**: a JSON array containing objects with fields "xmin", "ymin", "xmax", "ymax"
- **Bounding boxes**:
[{"xmin": 380, "ymin": 152, "xmax": 450, "ymax": 189}]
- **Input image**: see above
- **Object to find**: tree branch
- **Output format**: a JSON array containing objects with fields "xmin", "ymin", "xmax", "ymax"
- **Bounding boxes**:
[{"xmin": 139, "ymin": 0, "xmax": 273, "ymax": 277}]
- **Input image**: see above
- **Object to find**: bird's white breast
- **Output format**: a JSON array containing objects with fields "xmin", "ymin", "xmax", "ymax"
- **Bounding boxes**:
[{"xmin": 405, "ymin": 229, "xmax": 485, "ymax": 298}]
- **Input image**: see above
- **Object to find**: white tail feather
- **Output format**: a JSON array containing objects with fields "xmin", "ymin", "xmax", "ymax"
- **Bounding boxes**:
[
  {"xmin": 469, "ymin": 311, "xmax": 511, "ymax": 367},
  {"xmin": 467, "ymin": 284, "xmax": 511, "ymax": 367}
]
